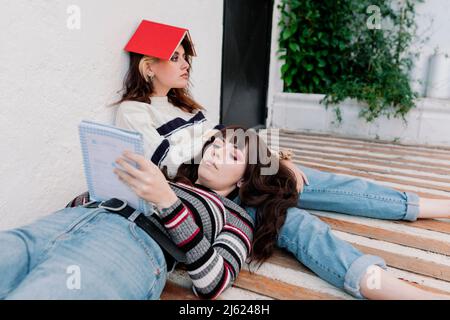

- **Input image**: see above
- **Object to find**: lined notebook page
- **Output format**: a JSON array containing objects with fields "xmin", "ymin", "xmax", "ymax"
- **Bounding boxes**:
[{"xmin": 79, "ymin": 120, "xmax": 152, "ymax": 214}]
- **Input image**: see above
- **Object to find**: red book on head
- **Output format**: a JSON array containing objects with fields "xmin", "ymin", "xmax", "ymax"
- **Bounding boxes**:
[{"xmin": 124, "ymin": 20, "xmax": 196, "ymax": 60}]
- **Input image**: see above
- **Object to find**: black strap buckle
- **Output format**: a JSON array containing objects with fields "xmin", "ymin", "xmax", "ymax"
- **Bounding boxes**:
[
  {"xmin": 82, "ymin": 200, "xmax": 100, "ymax": 208},
  {"xmin": 98, "ymin": 198, "xmax": 128, "ymax": 211}
]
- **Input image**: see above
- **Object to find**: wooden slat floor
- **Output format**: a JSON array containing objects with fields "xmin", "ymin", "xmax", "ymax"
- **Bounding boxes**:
[{"xmin": 161, "ymin": 129, "xmax": 450, "ymax": 300}]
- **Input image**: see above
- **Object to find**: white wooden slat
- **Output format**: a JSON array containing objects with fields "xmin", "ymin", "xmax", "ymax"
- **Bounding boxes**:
[
  {"xmin": 166, "ymin": 270, "xmax": 274, "ymax": 300},
  {"xmin": 277, "ymin": 133, "xmax": 450, "ymax": 161},
  {"xmin": 294, "ymin": 154, "xmax": 450, "ymax": 182},
  {"xmin": 218, "ymin": 287, "xmax": 273, "ymax": 300},
  {"xmin": 244, "ymin": 262, "xmax": 354, "ymax": 300},
  {"xmin": 283, "ymin": 145, "xmax": 450, "ymax": 173},
  {"xmin": 278, "ymin": 130, "xmax": 450, "ymax": 153},
  {"xmin": 293, "ymin": 149, "xmax": 450, "ymax": 174},
  {"xmin": 386, "ymin": 267, "xmax": 450, "ymax": 294},
  {"xmin": 311, "ymin": 210, "xmax": 450, "ymax": 244},
  {"xmin": 293, "ymin": 157, "xmax": 450, "ymax": 189},
  {"xmin": 332, "ymin": 230, "xmax": 450, "ymax": 267},
  {"xmin": 278, "ymin": 138, "xmax": 450, "ymax": 166},
  {"xmin": 279, "ymin": 131, "xmax": 450, "ymax": 155}
]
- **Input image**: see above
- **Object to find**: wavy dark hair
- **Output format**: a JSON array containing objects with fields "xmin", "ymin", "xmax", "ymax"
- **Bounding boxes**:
[
  {"xmin": 114, "ymin": 36, "xmax": 203, "ymax": 113},
  {"xmin": 172, "ymin": 126, "xmax": 299, "ymax": 265}
]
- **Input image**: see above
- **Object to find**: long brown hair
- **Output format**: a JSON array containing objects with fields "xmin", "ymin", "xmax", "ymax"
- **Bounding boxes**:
[
  {"xmin": 114, "ymin": 36, "xmax": 203, "ymax": 113},
  {"xmin": 173, "ymin": 126, "xmax": 299, "ymax": 265}
]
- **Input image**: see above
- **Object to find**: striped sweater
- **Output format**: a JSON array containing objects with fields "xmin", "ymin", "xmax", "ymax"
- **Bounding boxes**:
[
  {"xmin": 154, "ymin": 182, "xmax": 254, "ymax": 299},
  {"xmin": 115, "ymin": 97, "xmax": 222, "ymax": 178}
]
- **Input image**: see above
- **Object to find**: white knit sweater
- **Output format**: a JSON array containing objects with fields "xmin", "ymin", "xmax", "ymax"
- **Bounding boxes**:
[{"xmin": 114, "ymin": 96, "xmax": 218, "ymax": 177}]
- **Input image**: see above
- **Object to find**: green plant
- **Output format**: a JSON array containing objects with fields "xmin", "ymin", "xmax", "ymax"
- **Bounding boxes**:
[{"xmin": 278, "ymin": 0, "xmax": 423, "ymax": 123}]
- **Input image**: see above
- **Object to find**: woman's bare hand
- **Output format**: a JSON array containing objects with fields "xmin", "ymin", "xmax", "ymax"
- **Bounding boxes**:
[
  {"xmin": 281, "ymin": 160, "xmax": 309, "ymax": 193},
  {"xmin": 113, "ymin": 151, "xmax": 178, "ymax": 209}
]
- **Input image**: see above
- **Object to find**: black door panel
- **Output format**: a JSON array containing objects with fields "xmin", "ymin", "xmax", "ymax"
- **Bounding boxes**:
[{"xmin": 221, "ymin": 0, "xmax": 273, "ymax": 128}]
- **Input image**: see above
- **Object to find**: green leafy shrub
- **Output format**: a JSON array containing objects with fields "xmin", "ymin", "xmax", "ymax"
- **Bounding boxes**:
[{"xmin": 278, "ymin": 0, "xmax": 423, "ymax": 122}]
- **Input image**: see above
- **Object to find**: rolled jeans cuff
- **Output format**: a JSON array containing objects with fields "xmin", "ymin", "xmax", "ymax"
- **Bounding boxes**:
[
  {"xmin": 403, "ymin": 191, "xmax": 420, "ymax": 222},
  {"xmin": 344, "ymin": 254, "xmax": 386, "ymax": 299}
]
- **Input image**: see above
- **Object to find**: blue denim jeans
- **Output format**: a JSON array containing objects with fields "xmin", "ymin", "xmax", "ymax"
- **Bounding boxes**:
[
  {"xmin": 0, "ymin": 206, "xmax": 167, "ymax": 299},
  {"xmin": 242, "ymin": 164, "xmax": 420, "ymax": 299}
]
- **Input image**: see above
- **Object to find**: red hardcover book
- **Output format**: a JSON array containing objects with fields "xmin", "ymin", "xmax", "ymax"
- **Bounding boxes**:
[{"xmin": 125, "ymin": 20, "xmax": 196, "ymax": 60}]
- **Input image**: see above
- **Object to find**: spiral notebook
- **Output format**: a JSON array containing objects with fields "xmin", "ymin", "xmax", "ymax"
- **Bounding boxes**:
[{"xmin": 78, "ymin": 120, "xmax": 153, "ymax": 215}]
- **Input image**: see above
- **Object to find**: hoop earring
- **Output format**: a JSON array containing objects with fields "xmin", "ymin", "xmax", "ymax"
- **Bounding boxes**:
[{"xmin": 147, "ymin": 74, "xmax": 154, "ymax": 83}]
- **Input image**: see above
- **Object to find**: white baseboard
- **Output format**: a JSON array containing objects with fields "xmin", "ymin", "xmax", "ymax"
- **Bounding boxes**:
[{"xmin": 270, "ymin": 92, "xmax": 450, "ymax": 146}]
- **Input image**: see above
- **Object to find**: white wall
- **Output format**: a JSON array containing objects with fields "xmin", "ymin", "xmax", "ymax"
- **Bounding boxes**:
[
  {"xmin": 410, "ymin": 0, "xmax": 450, "ymax": 97},
  {"xmin": 0, "ymin": 0, "xmax": 224, "ymax": 230}
]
